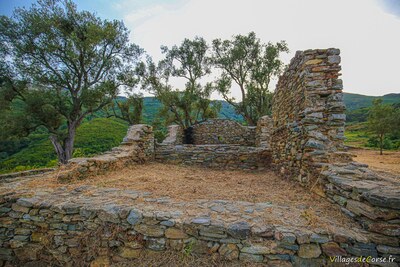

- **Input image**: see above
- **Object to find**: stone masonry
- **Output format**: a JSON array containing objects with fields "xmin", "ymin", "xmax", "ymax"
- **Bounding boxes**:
[
  {"xmin": 271, "ymin": 48, "xmax": 346, "ymax": 185},
  {"xmin": 0, "ymin": 48, "xmax": 399, "ymax": 266}
]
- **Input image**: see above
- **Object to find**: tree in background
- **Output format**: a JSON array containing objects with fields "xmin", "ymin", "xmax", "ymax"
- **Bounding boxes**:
[
  {"xmin": 104, "ymin": 94, "xmax": 144, "ymax": 125},
  {"xmin": 212, "ymin": 32, "xmax": 288, "ymax": 125},
  {"xmin": 367, "ymin": 99, "xmax": 399, "ymax": 155},
  {"xmin": 0, "ymin": 0, "xmax": 143, "ymax": 164},
  {"xmin": 140, "ymin": 37, "xmax": 220, "ymax": 129}
]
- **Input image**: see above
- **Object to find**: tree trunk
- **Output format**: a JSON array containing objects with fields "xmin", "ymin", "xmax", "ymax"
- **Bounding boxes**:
[
  {"xmin": 49, "ymin": 122, "xmax": 77, "ymax": 164},
  {"xmin": 379, "ymin": 134, "xmax": 383, "ymax": 155}
]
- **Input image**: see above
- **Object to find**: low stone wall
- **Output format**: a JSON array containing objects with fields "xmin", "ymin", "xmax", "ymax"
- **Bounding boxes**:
[
  {"xmin": 321, "ymin": 162, "xmax": 400, "ymax": 246},
  {"xmin": 191, "ymin": 119, "xmax": 256, "ymax": 146},
  {"xmin": 57, "ymin": 124, "xmax": 154, "ymax": 181},
  {"xmin": 1, "ymin": 189, "xmax": 399, "ymax": 266},
  {"xmin": 155, "ymin": 144, "xmax": 271, "ymax": 170}
]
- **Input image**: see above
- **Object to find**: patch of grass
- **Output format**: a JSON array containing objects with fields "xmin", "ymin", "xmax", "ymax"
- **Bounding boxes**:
[{"xmin": 344, "ymin": 123, "xmax": 370, "ymax": 148}]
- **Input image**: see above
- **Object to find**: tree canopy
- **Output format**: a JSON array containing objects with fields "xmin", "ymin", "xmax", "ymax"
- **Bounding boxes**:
[
  {"xmin": 0, "ymin": 0, "xmax": 143, "ymax": 163},
  {"xmin": 212, "ymin": 32, "xmax": 288, "ymax": 125},
  {"xmin": 140, "ymin": 37, "xmax": 220, "ymax": 129}
]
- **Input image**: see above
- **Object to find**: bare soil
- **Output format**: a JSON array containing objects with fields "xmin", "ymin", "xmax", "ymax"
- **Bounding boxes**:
[
  {"xmin": 351, "ymin": 148, "xmax": 400, "ymax": 180},
  {"xmin": 20, "ymin": 162, "xmax": 358, "ymax": 231}
]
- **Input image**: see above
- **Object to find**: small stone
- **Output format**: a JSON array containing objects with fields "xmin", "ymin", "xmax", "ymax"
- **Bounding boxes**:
[
  {"xmin": 328, "ymin": 55, "xmax": 340, "ymax": 64},
  {"xmin": 127, "ymin": 209, "xmax": 143, "ymax": 225},
  {"xmin": 119, "ymin": 247, "xmax": 141, "ymax": 259},
  {"xmin": 321, "ymin": 242, "xmax": 347, "ymax": 256},
  {"xmin": 227, "ymin": 221, "xmax": 250, "ymax": 239},
  {"xmin": 376, "ymin": 245, "xmax": 400, "ymax": 254},
  {"xmin": 305, "ymin": 59, "xmax": 323, "ymax": 65},
  {"xmin": 146, "ymin": 238, "xmax": 166, "ymax": 251},
  {"xmin": 160, "ymin": 220, "xmax": 175, "ymax": 227},
  {"xmin": 310, "ymin": 233, "xmax": 329, "ymax": 243},
  {"xmin": 165, "ymin": 228, "xmax": 188, "ymax": 239},
  {"xmin": 219, "ymin": 244, "xmax": 239, "ymax": 261},
  {"xmin": 298, "ymin": 244, "xmax": 321, "ymax": 258},
  {"xmin": 192, "ymin": 217, "xmax": 211, "ymax": 225},
  {"xmin": 11, "ymin": 204, "xmax": 30, "ymax": 214},
  {"xmin": 239, "ymin": 253, "xmax": 263, "ymax": 262},
  {"xmin": 134, "ymin": 224, "xmax": 165, "ymax": 237}
]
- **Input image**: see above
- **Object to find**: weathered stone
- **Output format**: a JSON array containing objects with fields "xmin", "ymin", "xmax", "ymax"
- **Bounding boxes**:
[
  {"xmin": 292, "ymin": 256, "xmax": 325, "ymax": 267},
  {"xmin": 165, "ymin": 228, "xmax": 188, "ymax": 239},
  {"xmin": 127, "ymin": 209, "xmax": 143, "ymax": 225},
  {"xmin": 362, "ymin": 188, "xmax": 400, "ymax": 210},
  {"xmin": 310, "ymin": 233, "xmax": 329, "ymax": 243},
  {"xmin": 14, "ymin": 244, "xmax": 42, "ymax": 261},
  {"xmin": 119, "ymin": 247, "xmax": 141, "ymax": 259},
  {"xmin": 192, "ymin": 217, "xmax": 211, "ymax": 225},
  {"xmin": 241, "ymin": 245, "xmax": 271, "ymax": 255},
  {"xmin": 298, "ymin": 244, "xmax": 321, "ymax": 258},
  {"xmin": 11, "ymin": 203, "xmax": 30, "ymax": 214},
  {"xmin": 368, "ymin": 222, "xmax": 400, "ymax": 237},
  {"xmin": 376, "ymin": 245, "xmax": 400, "ymax": 254},
  {"xmin": 275, "ymin": 232, "xmax": 296, "ymax": 244},
  {"xmin": 321, "ymin": 242, "xmax": 347, "ymax": 256},
  {"xmin": 239, "ymin": 253, "xmax": 263, "ymax": 262},
  {"xmin": 146, "ymin": 238, "xmax": 166, "ymax": 251},
  {"xmin": 227, "ymin": 221, "xmax": 250, "ymax": 239},
  {"xmin": 346, "ymin": 243, "xmax": 377, "ymax": 257},
  {"xmin": 134, "ymin": 224, "xmax": 165, "ymax": 237},
  {"xmin": 218, "ymin": 244, "xmax": 239, "ymax": 261}
]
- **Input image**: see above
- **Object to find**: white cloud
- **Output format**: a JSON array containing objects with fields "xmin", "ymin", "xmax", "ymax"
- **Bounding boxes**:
[{"xmin": 120, "ymin": 0, "xmax": 400, "ymax": 98}]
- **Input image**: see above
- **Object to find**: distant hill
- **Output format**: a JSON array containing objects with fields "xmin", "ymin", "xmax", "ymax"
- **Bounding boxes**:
[{"xmin": 343, "ymin": 92, "xmax": 400, "ymax": 111}]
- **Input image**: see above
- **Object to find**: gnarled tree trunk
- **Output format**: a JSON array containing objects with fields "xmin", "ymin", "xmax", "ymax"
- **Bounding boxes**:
[{"xmin": 49, "ymin": 122, "xmax": 77, "ymax": 164}]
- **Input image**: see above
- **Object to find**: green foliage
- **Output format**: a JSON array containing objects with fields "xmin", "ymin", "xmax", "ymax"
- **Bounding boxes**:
[
  {"xmin": 212, "ymin": 32, "xmax": 288, "ymax": 125},
  {"xmin": 104, "ymin": 94, "xmax": 144, "ymax": 125},
  {"xmin": 0, "ymin": 0, "xmax": 142, "ymax": 163},
  {"xmin": 0, "ymin": 118, "xmax": 128, "ymax": 174},
  {"xmin": 367, "ymin": 99, "xmax": 400, "ymax": 154},
  {"xmin": 140, "ymin": 37, "xmax": 220, "ymax": 129}
]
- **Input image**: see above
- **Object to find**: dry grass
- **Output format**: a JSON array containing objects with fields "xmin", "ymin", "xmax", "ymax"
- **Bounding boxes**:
[
  {"xmin": 30, "ymin": 163, "xmax": 323, "ymax": 204},
  {"xmin": 20, "ymin": 162, "xmax": 358, "ymax": 231},
  {"xmin": 115, "ymin": 250, "xmax": 264, "ymax": 267},
  {"xmin": 352, "ymin": 148, "xmax": 400, "ymax": 181}
]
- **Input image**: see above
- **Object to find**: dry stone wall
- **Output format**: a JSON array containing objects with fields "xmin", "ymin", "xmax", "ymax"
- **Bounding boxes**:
[
  {"xmin": 191, "ymin": 119, "xmax": 256, "ymax": 146},
  {"xmin": 269, "ymin": 48, "xmax": 400, "ymax": 252},
  {"xmin": 1, "ymin": 187, "xmax": 399, "ymax": 266},
  {"xmin": 155, "ymin": 144, "xmax": 271, "ymax": 170},
  {"xmin": 57, "ymin": 124, "xmax": 154, "ymax": 181},
  {"xmin": 271, "ymin": 48, "xmax": 346, "ymax": 184}
]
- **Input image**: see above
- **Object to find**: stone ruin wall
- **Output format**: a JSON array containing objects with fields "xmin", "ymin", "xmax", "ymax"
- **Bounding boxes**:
[
  {"xmin": 56, "ymin": 124, "xmax": 155, "ymax": 181},
  {"xmin": 4, "ymin": 191, "xmax": 397, "ymax": 266},
  {"xmin": 155, "ymin": 120, "xmax": 271, "ymax": 170},
  {"xmin": 270, "ymin": 48, "xmax": 400, "ymax": 253},
  {"xmin": 191, "ymin": 119, "xmax": 256, "ymax": 146},
  {"xmin": 271, "ymin": 48, "xmax": 346, "ymax": 184},
  {"xmin": 0, "ymin": 48, "xmax": 399, "ymax": 266}
]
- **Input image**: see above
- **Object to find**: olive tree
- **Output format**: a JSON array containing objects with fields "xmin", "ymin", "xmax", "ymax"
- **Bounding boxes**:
[
  {"xmin": 212, "ymin": 32, "xmax": 288, "ymax": 125},
  {"xmin": 0, "ymin": 0, "xmax": 143, "ymax": 164}
]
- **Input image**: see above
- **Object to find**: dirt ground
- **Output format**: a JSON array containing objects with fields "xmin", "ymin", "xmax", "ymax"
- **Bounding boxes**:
[
  {"xmin": 36, "ymin": 163, "xmax": 323, "ymax": 204},
  {"xmin": 351, "ymin": 148, "xmax": 400, "ymax": 178}
]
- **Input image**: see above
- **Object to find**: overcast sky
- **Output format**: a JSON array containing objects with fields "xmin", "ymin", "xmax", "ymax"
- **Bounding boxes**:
[{"xmin": 1, "ymin": 0, "xmax": 400, "ymax": 98}]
